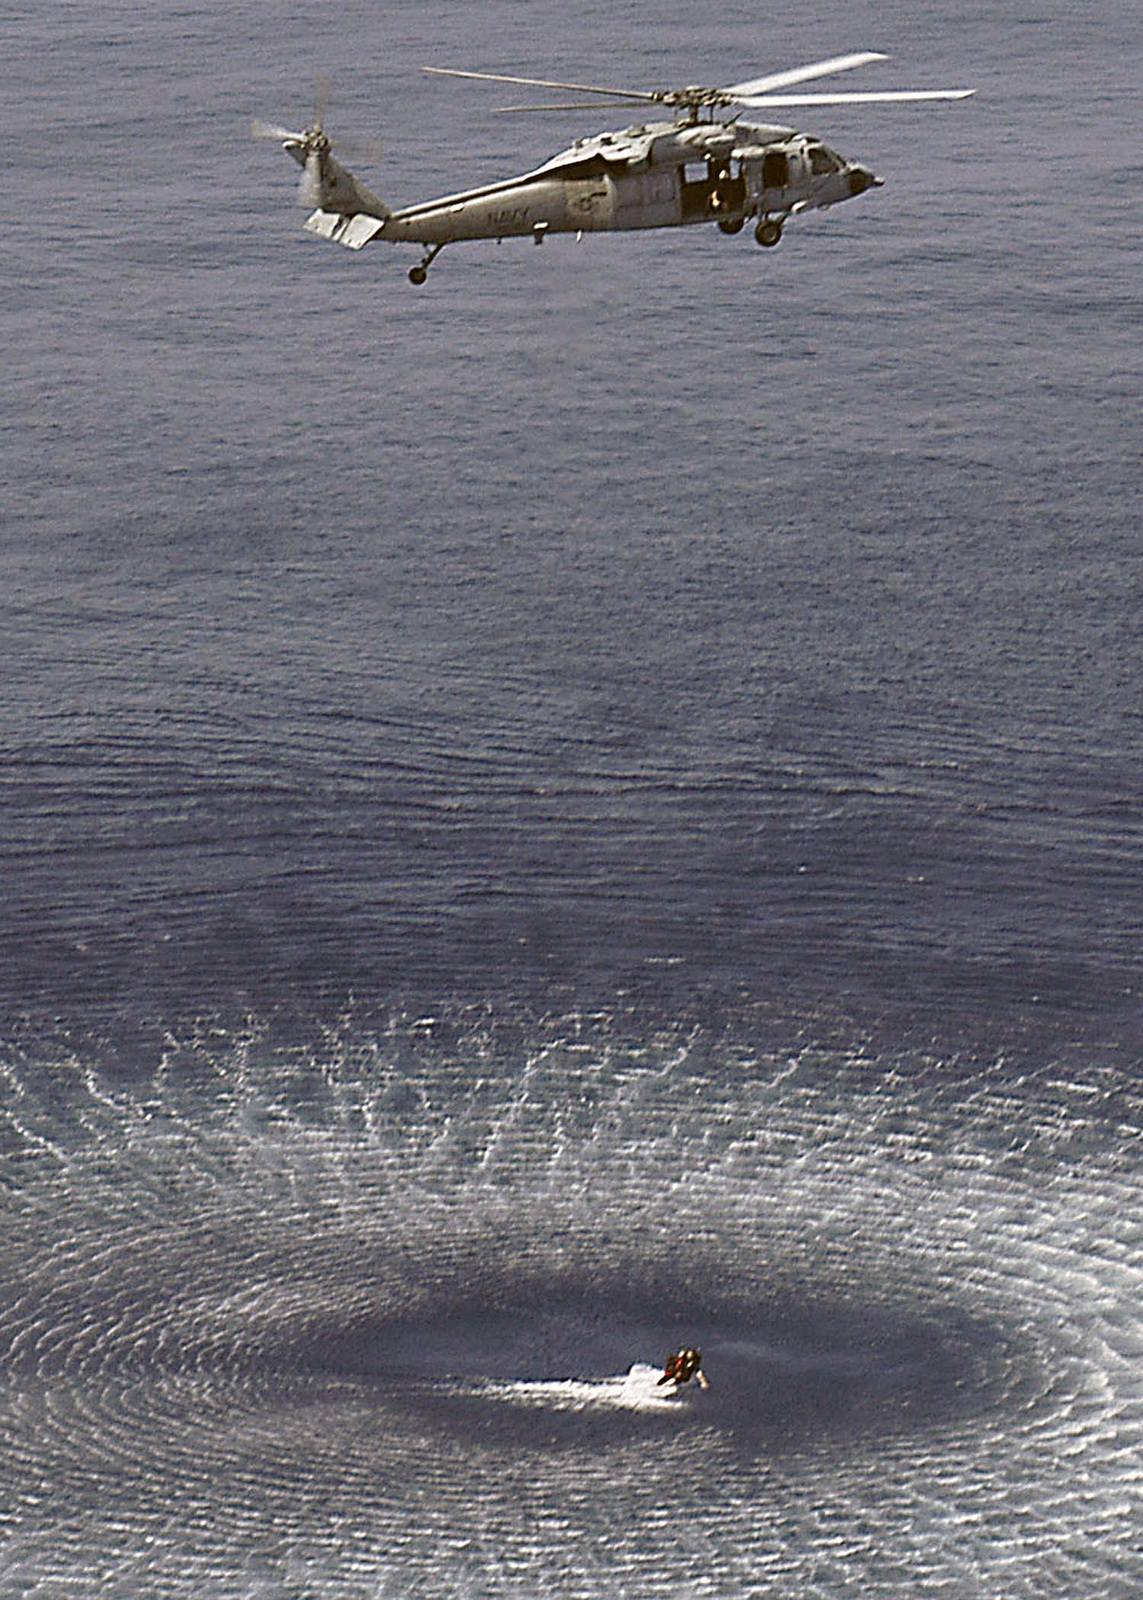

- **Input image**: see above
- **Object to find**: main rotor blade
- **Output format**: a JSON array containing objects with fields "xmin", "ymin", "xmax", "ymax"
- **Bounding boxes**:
[
  {"xmin": 423, "ymin": 65, "xmax": 658, "ymax": 103},
  {"xmin": 422, "ymin": 57, "xmax": 973, "ymax": 118},
  {"xmin": 493, "ymin": 100, "xmax": 663, "ymax": 114},
  {"xmin": 736, "ymin": 88, "xmax": 975, "ymax": 106},
  {"xmin": 723, "ymin": 51, "xmax": 886, "ymax": 99}
]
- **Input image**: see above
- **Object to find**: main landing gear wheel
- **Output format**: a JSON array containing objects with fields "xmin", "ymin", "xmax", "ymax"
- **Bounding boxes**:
[
  {"xmin": 754, "ymin": 218, "xmax": 783, "ymax": 248},
  {"xmin": 409, "ymin": 264, "xmax": 428, "ymax": 285},
  {"xmin": 718, "ymin": 216, "xmax": 745, "ymax": 235}
]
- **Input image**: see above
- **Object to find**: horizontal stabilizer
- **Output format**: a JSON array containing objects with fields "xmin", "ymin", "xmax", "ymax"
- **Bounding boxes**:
[{"xmin": 303, "ymin": 209, "xmax": 387, "ymax": 249}]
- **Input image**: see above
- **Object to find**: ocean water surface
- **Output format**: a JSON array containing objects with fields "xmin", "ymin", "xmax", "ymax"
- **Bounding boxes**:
[{"xmin": 2, "ymin": 0, "xmax": 1141, "ymax": 1593}]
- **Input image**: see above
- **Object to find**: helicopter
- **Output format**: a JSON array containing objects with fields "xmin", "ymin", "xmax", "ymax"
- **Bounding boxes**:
[{"xmin": 253, "ymin": 54, "xmax": 972, "ymax": 285}]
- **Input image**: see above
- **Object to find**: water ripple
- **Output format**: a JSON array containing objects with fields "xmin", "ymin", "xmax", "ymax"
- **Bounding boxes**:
[{"xmin": 2, "ymin": 1012, "xmax": 1141, "ymax": 1596}]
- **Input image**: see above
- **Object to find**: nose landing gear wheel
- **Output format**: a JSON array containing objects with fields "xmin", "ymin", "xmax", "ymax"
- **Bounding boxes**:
[
  {"xmin": 409, "ymin": 264, "xmax": 428, "ymax": 285},
  {"xmin": 754, "ymin": 218, "xmax": 783, "ymax": 248}
]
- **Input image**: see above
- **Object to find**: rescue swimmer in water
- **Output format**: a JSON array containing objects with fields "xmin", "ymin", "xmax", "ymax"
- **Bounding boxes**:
[{"xmin": 658, "ymin": 1347, "xmax": 709, "ymax": 1389}]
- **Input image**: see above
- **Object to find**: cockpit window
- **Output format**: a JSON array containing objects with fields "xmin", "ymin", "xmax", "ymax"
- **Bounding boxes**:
[{"xmin": 808, "ymin": 144, "xmax": 841, "ymax": 175}]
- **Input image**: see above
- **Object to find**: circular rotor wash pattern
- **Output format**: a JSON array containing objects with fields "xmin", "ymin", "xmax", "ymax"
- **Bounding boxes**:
[{"xmin": 1, "ymin": 1014, "xmax": 1141, "ymax": 1597}]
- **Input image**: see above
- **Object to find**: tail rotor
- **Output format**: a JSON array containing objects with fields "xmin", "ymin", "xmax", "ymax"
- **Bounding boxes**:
[{"xmin": 252, "ymin": 78, "xmax": 382, "ymax": 207}]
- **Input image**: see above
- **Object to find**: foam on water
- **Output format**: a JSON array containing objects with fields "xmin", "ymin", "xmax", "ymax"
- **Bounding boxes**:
[
  {"xmin": 2, "ymin": 1011, "xmax": 1141, "ymax": 1596},
  {"xmin": 467, "ymin": 1364, "xmax": 687, "ymax": 1414}
]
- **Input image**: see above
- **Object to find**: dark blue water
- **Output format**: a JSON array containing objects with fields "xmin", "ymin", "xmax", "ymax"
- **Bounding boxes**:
[{"xmin": 2, "ymin": 2, "xmax": 1141, "ymax": 1594}]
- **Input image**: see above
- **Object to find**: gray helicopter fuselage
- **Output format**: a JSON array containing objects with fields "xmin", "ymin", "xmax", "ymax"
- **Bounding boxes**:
[
  {"xmin": 376, "ymin": 119, "xmax": 869, "ymax": 244},
  {"xmin": 296, "ymin": 118, "xmax": 877, "ymax": 253}
]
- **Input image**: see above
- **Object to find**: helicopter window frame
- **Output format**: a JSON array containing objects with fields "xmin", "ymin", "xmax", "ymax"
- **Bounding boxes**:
[
  {"xmin": 807, "ymin": 144, "xmax": 842, "ymax": 176},
  {"xmin": 762, "ymin": 150, "xmax": 790, "ymax": 187}
]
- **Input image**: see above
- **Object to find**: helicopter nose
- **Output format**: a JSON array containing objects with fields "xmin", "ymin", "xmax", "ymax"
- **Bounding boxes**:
[{"xmin": 848, "ymin": 166, "xmax": 882, "ymax": 196}]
